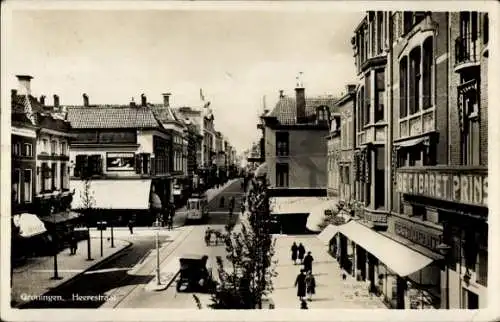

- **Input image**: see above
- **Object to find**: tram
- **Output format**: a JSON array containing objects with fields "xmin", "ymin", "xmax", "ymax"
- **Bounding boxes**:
[{"xmin": 185, "ymin": 192, "xmax": 209, "ymax": 222}]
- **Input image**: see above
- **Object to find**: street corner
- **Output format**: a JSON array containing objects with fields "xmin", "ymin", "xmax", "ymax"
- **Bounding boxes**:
[{"xmin": 144, "ymin": 258, "xmax": 180, "ymax": 292}]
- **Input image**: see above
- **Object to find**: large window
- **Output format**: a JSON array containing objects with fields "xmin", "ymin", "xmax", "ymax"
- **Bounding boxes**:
[
  {"xmin": 41, "ymin": 162, "xmax": 50, "ymax": 192},
  {"xmin": 375, "ymin": 69, "xmax": 385, "ymax": 122},
  {"xmin": 462, "ymin": 87, "xmax": 480, "ymax": 165},
  {"xmin": 12, "ymin": 168, "xmax": 20, "ymax": 204},
  {"xmin": 75, "ymin": 154, "xmax": 103, "ymax": 178},
  {"xmin": 51, "ymin": 163, "xmax": 57, "ymax": 190},
  {"xmin": 483, "ymin": 14, "xmax": 489, "ymax": 45},
  {"xmin": 24, "ymin": 143, "xmax": 33, "ymax": 157},
  {"xmin": 23, "ymin": 169, "xmax": 32, "ymax": 202},
  {"xmin": 358, "ymin": 87, "xmax": 365, "ymax": 130},
  {"xmin": 364, "ymin": 74, "xmax": 371, "ymax": 125},
  {"xmin": 12, "ymin": 142, "xmax": 21, "ymax": 156},
  {"xmin": 374, "ymin": 147, "xmax": 385, "ymax": 209},
  {"xmin": 399, "ymin": 57, "xmax": 408, "ymax": 118},
  {"xmin": 422, "ymin": 38, "xmax": 434, "ymax": 109},
  {"xmin": 377, "ymin": 12, "xmax": 384, "ymax": 54},
  {"xmin": 409, "ymin": 47, "xmax": 421, "ymax": 115},
  {"xmin": 60, "ymin": 142, "xmax": 67, "ymax": 156},
  {"xmin": 276, "ymin": 163, "xmax": 289, "ymax": 187},
  {"xmin": 60, "ymin": 163, "xmax": 67, "ymax": 190},
  {"xmin": 51, "ymin": 140, "xmax": 57, "ymax": 155},
  {"xmin": 106, "ymin": 152, "xmax": 135, "ymax": 171},
  {"xmin": 276, "ymin": 132, "xmax": 289, "ymax": 157}
]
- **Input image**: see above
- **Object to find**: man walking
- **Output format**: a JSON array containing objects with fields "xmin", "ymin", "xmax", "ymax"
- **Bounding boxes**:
[
  {"xmin": 297, "ymin": 243, "xmax": 306, "ymax": 264},
  {"xmin": 294, "ymin": 269, "xmax": 307, "ymax": 302},
  {"xmin": 128, "ymin": 218, "xmax": 134, "ymax": 235},
  {"xmin": 291, "ymin": 242, "xmax": 298, "ymax": 265},
  {"xmin": 303, "ymin": 251, "xmax": 314, "ymax": 273}
]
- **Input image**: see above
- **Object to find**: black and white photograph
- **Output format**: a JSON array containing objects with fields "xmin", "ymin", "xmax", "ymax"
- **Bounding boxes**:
[{"xmin": 1, "ymin": 1, "xmax": 499, "ymax": 321}]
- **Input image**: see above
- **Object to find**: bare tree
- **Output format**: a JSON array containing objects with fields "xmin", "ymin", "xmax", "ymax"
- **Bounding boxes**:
[{"xmin": 80, "ymin": 177, "xmax": 95, "ymax": 260}]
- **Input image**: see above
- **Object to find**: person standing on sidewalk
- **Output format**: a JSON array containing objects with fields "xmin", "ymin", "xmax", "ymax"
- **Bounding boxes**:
[
  {"xmin": 294, "ymin": 269, "xmax": 307, "ymax": 302},
  {"xmin": 305, "ymin": 271, "xmax": 316, "ymax": 301},
  {"xmin": 303, "ymin": 251, "xmax": 314, "ymax": 273},
  {"xmin": 128, "ymin": 218, "xmax": 134, "ymax": 234},
  {"xmin": 68, "ymin": 230, "xmax": 78, "ymax": 255},
  {"xmin": 297, "ymin": 243, "xmax": 306, "ymax": 264},
  {"xmin": 291, "ymin": 242, "xmax": 298, "ymax": 265}
]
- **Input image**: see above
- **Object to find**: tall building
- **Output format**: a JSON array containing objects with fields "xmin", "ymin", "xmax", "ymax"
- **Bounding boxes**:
[{"xmin": 319, "ymin": 10, "xmax": 489, "ymax": 310}]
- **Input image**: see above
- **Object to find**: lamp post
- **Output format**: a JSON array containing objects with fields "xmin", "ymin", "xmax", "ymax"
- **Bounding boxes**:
[
  {"xmin": 50, "ymin": 206, "xmax": 62, "ymax": 280},
  {"xmin": 437, "ymin": 242, "xmax": 451, "ymax": 309},
  {"xmin": 110, "ymin": 219, "xmax": 115, "ymax": 248},
  {"xmin": 153, "ymin": 218, "xmax": 162, "ymax": 286}
]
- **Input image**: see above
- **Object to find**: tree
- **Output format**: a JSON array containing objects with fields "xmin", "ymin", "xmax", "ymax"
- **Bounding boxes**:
[
  {"xmin": 209, "ymin": 177, "xmax": 277, "ymax": 309},
  {"xmin": 80, "ymin": 177, "xmax": 95, "ymax": 260}
]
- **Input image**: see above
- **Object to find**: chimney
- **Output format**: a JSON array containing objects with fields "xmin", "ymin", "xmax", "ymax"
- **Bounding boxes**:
[
  {"xmin": 16, "ymin": 75, "xmax": 33, "ymax": 96},
  {"xmin": 162, "ymin": 93, "xmax": 171, "ymax": 107},
  {"xmin": 295, "ymin": 80, "xmax": 306, "ymax": 123},
  {"xmin": 346, "ymin": 84, "xmax": 357, "ymax": 93},
  {"xmin": 130, "ymin": 97, "xmax": 136, "ymax": 107},
  {"xmin": 279, "ymin": 90, "xmax": 284, "ymax": 99},
  {"xmin": 83, "ymin": 93, "xmax": 89, "ymax": 107},
  {"xmin": 53, "ymin": 94, "xmax": 60, "ymax": 108},
  {"xmin": 141, "ymin": 93, "xmax": 147, "ymax": 107},
  {"xmin": 40, "ymin": 95, "xmax": 46, "ymax": 106}
]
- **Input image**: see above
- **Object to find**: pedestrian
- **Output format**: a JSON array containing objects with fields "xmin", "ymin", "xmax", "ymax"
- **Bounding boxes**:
[
  {"xmin": 297, "ymin": 243, "xmax": 306, "ymax": 264},
  {"xmin": 300, "ymin": 299, "xmax": 308, "ymax": 309},
  {"xmin": 303, "ymin": 251, "xmax": 314, "ymax": 273},
  {"xmin": 69, "ymin": 231, "xmax": 77, "ymax": 255},
  {"xmin": 294, "ymin": 269, "xmax": 307, "ymax": 301},
  {"xmin": 167, "ymin": 214, "xmax": 173, "ymax": 230},
  {"xmin": 291, "ymin": 242, "xmax": 298, "ymax": 264},
  {"xmin": 128, "ymin": 218, "xmax": 134, "ymax": 234},
  {"xmin": 305, "ymin": 271, "xmax": 316, "ymax": 301}
]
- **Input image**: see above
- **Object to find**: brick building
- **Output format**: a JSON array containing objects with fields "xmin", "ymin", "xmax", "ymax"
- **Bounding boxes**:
[
  {"xmin": 260, "ymin": 78, "xmax": 337, "ymax": 233},
  {"xmin": 319, "ymin": 11, "xmax": 489, "ymax": 310}
]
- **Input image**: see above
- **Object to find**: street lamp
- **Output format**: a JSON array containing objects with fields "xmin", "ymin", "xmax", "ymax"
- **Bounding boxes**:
[
  {"xmin": 153, "ymin": 218, "xmax": 162, "ymax": 286},
  {"xmin": 110, "ymin": 218, "xmax": 115, "ymax": 248},
  {"xmin": 50, "ymin": 206, "xmax": 62, "ymax": 280},
  {"xmin": 437, "ymin": 242, "xmax": 451, "ymax": 309}
]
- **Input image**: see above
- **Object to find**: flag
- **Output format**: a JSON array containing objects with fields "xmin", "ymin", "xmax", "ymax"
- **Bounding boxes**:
[
  {"xmin": 23, "ymin": 94, "xmax": 35, "ymax": 124},
  {"xmin": 200, "ymin": 88, "xmax": 205, "ymax": 102}
]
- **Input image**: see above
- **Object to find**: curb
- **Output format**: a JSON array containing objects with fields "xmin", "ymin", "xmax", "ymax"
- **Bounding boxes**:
[{"xmin": 15, "ymin": 240, "xmax": 133, "ymax": 309}]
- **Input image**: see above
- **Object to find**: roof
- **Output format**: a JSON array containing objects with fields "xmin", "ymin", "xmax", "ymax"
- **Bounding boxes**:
[
  {"xmin": 12, "ymin": 94, "xmax": 71, "ymax": 131},
  {"xmin": 67, "ymin": 106, "xmax": 160, "ymax": 129},
  {"xmin": 267, "ymin": 95, "xmax": 338, "ymax": 125},
  {"xmin": 150, "ymin": 105, "xmax": 178, "ymax": 123}
]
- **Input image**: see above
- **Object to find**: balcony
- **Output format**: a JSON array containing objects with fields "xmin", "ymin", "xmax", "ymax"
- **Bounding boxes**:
[
  {"xmin": 455, "ymin": 34, "xmax": 480, "ymax": 73},
  {"xmin": 396, "ymin": 165, "xmax": 488, "ymax": 208}
]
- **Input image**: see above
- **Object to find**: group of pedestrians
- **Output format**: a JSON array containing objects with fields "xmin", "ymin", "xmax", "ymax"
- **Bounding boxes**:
[{"xmin": 291, "ymin": 242, "xmax": 316, "ymax": 309}]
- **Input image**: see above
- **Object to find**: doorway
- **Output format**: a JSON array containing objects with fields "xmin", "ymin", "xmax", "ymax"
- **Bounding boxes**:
[{"xmin": 462, "ymin": 288, "xmax": 479, "ymax": 309}]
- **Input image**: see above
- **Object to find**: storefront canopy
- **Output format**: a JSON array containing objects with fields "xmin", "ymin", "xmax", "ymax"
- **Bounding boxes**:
[
  {"xmin": 395, "ymin": 137, "xmax": 428, "ymax": 148},
  {"xmin": 305, "ymin": 198, "xmax": 339, "ymax": 232},
  {"xmin": 13, "ymin": 213, "xmax": 47, "ymax": 238},
  {"xmin": 70, "ymin": 179, "xmax": 152, "ymax": 210},
  {"xmin": 338, "ymin": 220, "xmax": 434, "ymax": 277},
  {"xmin": 271, "ymin": 197, "xmax": 329, "ymax": 215},
  {"xmin": 254, "ymin": 162, "xmax": 267, "ymax": 178},
  {"xmin": 317, "ymin": 224, "xmax": 342, "ymax": 245}
]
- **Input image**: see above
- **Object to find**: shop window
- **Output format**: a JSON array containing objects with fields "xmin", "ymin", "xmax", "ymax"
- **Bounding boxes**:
[
  {"xmin": 399, "ymin": 57, "xmax": 408, "ymax": 118},
  {"xmin": 23, "ymin": 169, "xmax": 32, "ymax": 203},
  {"xmin": 364, "ymin": 74, "xmax": 371, "ymax": 125},
  {"xmin": 276, "ymin": 132, "xmax": 289, "ymax": 157},
  {"xmin": 276, "ymin": 163, "xmax": 289, "ymax": 187},
  {"xmin": 375, "ymin": 69, "xmax": 385, "ymax": 122},
  {"xmin": 462, "ymin": 230, "xmax": 478, "ymax": 272},
  {"xmin": 408, "ymin": 148, "xmax": 423, "ymax": 166},
  {"xmin": 476, "ymin": 249, "xmax": 487, "ymax": 287},
  {"xmin": 409, "ymin": 47, "xmax": 421, "ymax": 115},
  {"xmin": 422, "ymin": 37, "xmax": 434, "ymax": 109},
  {"xmin": 12, "ymin": 168, "xmax": 20, "ymax": 204}
]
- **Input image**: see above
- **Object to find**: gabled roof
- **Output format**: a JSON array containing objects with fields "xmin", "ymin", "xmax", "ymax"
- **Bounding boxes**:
[
  {"xmin": 12, "ymin": 94, "xmax": 71, "ymax": 131},
  {"xmin": 150, "ymin": 104, "xmax": 179, "ymax": 124},
  {"xmin": 267, "ymin": 95, "xmax": 338, "ymax": 125},
  {"xmin": 66, "ymin": 106, "xmax": 160, "ymax": 129}
]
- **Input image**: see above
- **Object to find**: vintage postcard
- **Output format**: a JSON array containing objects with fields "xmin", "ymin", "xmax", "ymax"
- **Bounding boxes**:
[{"xmin": 1, "ymin": 1, "xmax": 499, "ymax": 321}]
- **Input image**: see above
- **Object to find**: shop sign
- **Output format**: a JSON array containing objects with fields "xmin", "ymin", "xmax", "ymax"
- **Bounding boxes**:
[
  {"xmin": 106, "ymin": 152, "xmax": 135, "ymax": 171},
  {"xmin": 396, "ymin": 170, "xmax": 488, "ymax": 207},
  {"xmin": 394, "ymin": 219, "xmax": 442, "ymax": 252}
]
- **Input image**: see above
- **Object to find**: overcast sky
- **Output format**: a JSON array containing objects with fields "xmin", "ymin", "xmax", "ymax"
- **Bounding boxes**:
[{"xmin": 9, "ymin": 8, "xmax": 364, "ymax": 153}]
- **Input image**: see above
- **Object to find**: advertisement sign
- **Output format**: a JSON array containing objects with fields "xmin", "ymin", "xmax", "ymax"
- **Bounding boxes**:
[
  {"xmin": 396, "ymin": 171, "xmax": 488, "ymax": 207},
  {"xmin": 106, "ymin": 152, "xmax": 135, "ymax": 171}
]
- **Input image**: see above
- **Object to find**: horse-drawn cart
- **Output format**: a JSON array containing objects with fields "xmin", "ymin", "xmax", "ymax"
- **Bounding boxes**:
[{"xmin": 204, "ymin": 228, "xmax": 226, "ymax": 246}]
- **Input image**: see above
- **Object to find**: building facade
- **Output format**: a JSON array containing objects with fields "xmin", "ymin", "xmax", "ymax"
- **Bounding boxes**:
[{"xmin": 326, "ymin": 115, "xmax": 341, "ymax": 198}]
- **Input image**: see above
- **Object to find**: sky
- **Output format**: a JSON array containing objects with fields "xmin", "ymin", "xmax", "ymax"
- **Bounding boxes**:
[{"xmin": 8, "ymin": 8, "xmax": 364, "ymax": 153}]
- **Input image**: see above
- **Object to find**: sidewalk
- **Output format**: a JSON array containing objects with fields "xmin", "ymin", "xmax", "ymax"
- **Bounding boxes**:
[
  {"xmin": 271, "ymin": 234, "xmax": 387, "ymax": 309},
  {"xmin": 11, "ymin": 237, "xmax": 131, "ymax": 307}
]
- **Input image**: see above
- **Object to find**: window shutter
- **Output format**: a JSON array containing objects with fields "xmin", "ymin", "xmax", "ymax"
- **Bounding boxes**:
[{"xmin": 135, "ymin": 154, "xmax": 142, "ymax": 174}]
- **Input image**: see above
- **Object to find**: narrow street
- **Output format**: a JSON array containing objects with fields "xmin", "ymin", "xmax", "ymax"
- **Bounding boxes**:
[{"xmin": 18, "ymin": 179, "xmax": 245, "ymax": 309}]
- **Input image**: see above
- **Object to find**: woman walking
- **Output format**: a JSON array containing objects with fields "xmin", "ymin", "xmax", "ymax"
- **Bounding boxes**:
[
  {"xmin": 294, "ymin": 269, "xmax": 307, "ymax": 301},
  {"xmin": 297, "ymin": 243, "xmax": 306, "ymax": 264},
  {"xmin": 305, "ymin": 271, "xmax": 316, "ymax": 301},
  {"xmin": 291, "ymin": 242, "xmax": 298, "ymax": 265}
]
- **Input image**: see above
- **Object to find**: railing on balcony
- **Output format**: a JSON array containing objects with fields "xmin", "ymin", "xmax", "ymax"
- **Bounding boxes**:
[{"xmin": 455, "ymin": 34, "xmax": 479, "ymax": 67}]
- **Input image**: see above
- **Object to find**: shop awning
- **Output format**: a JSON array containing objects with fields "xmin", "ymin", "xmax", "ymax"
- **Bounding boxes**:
[
  {"xmin": 12, "ymin": 213, "xmax": 47, "ymax": 238},
  {"xmin": 70, "ymin": 179, "xmax": 152, "ymax": 210},
  {"xmin": 395, "ymin": 137, "xmax": 428, "ymax": 148},
  {"xmin": 305, "ymin": 198, "xmax": 339, "ymax": 232},
  {"xmin": 271, "ymin": 197, "xmax": 329, "ymax": 215},
  {"xmin": 338, "ymin": 220, "xmax": 434, "ymax": 277},
  {"xmin": 39, "ymin": 211, "xmax": 82, "ymax": 224},
  {"xmin": 317, "ymin": 224, "xmax": 342, "ymax": 245},
  {"xmin": 254, "ymin": 162, "xmax": 267, "ymax": 178}
]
